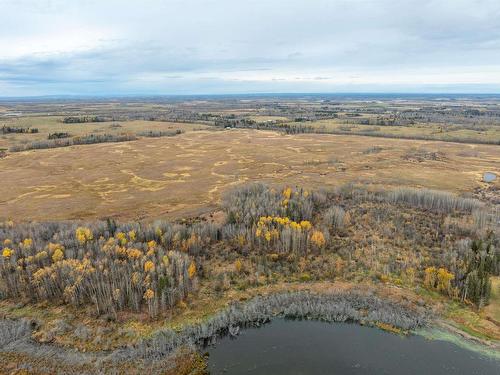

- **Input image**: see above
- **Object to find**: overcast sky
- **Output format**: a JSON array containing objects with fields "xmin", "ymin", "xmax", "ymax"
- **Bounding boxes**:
[{"xmin": 1, "ymin": 0, "xmax": 500, "ymax": 96}]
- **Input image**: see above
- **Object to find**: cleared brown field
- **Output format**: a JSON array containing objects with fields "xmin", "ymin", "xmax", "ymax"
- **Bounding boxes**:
[{"xmin": 0, "ymin": 129, "xmax": 498, "ymax": 222}]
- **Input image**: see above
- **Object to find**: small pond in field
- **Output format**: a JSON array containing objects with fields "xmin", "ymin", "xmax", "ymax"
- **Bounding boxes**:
[
  {"xmin": 483, "ymin": 172, "xmax": 497, "ymax": 183},
  {"xmin": 207, "ymin": 319, "xmax": 499, "ymax": 375}
]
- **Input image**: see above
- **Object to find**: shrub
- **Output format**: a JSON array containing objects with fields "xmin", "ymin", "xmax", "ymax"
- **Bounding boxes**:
[
  {"xmin": 310, "ymin": 230, "xmax": 326, "ymax": 248},
  {"xmin": 1, "ymin": 125, "xmax": 38, "ymax": 134},
  {"xmin": 137, "ymin": 129, "xmax": 183, "ymax": 137},
  {"xmin": 235, "ymin": 259, "xmax": 243, "ymax": 273},
  {"xmin": 362, "ymin": 146, "xmax": 384, "ymax": 154},
  {"xmin": 48, "ymin": 132, "xmax": 71, "ymax": 140},
  {"xmin": 62, "ymin": 116, "xmax": 106, "ymax": 123}
]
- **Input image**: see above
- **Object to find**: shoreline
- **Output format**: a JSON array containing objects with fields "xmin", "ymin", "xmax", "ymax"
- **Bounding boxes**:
[
  {"xmin": 415, "ymin": 322, "xmax": 500, "ymax": 361},
  {"xmin": 2, "ymin": 287, "xmax": 498, "ymax": 373}
]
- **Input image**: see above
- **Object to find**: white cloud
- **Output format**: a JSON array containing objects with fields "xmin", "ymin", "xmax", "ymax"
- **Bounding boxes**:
[{"xmin": 0, "ymin": 0, "xmax": 499, "ymax": 95}]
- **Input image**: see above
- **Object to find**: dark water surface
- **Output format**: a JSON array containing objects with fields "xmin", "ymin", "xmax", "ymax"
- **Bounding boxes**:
[{"xmin": 207, "ymin": 319, "xmax": 499, "ymax": 375}]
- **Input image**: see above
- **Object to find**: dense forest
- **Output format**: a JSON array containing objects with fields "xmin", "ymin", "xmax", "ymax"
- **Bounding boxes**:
[{"xmin": 1, "ymin": 184, "xmax": 498, "ymax": 320}]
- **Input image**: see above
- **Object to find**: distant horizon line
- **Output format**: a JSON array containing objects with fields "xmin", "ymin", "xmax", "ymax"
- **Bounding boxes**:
[{"xmin": 1, "ymin": 92, "xmax": 500, "ymax": 101}]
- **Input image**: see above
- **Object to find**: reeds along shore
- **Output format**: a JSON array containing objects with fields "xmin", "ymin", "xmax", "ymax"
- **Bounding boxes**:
[
  {"xmin": 0, "ymin": 290, "xmax": 429, "ymax": 366},
  {"xmin": 118, "ymin": 290, "xmax": 430, "ymax": 361}
]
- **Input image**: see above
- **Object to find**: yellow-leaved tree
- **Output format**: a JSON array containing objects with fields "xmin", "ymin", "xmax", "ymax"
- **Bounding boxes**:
[
  {"xmin": 188, "ymin": 261, "xmax": 196, "ymax": 279},
  {"xmin": 52, "ymin": 248, "xmax": 64, "ymax": 262},
  {"xmin": 235, "ymin": 259, "xmax": 243, "ymax": 273},
  {"xmin": 424, "ymin": 267, "xmax": 437, "ymax": 289},
  {"xmin": 436, "ymin": 268, "xmax": 454, "ymax": 295},
  {"xmin": 2, "ymin": 248, "xmax": 12, "ymax": 259},
  {"xmin": 76, "ymin": 227, "xmax": 93, "ymax": 244},
  {"xmin": 144, "ymin": 260, "xmax": 155, "ymax": 273},
  {"xmin": 310, "ymin": 231, "xmax": 326, "ymax": 248}
]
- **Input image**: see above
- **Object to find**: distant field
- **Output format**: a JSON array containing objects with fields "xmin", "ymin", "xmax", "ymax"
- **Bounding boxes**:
[
  {"xmin": 0, "ymin": 116, "xmax": 209, "ymax": 150},
  {"xmin": 3, "ymin": 97, "xmax": 500, "ymax": 146},
  {"xmin": 279, "ymin": 119, "xmax": 500, "ymax": 144},
  {"xmin": 0, "ymin": 128, "xmax": 498, "ymax": 222},
  {"xmin": 248, "ymin": 115, "xmax": 290, "ymax": 122}
]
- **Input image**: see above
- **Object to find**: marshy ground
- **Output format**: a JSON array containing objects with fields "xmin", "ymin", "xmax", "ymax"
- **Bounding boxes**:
[{"xmin": 1, "ymin": 128, "xmax": 498, "ymax": 222}]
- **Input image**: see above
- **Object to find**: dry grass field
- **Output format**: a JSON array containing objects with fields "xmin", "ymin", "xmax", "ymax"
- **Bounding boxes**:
[{"xmin": 1, "ymin": 128, "xmax": 498, "ymax": 222}]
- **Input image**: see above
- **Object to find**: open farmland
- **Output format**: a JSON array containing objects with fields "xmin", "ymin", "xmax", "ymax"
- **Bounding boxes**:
[{"xmin": 0, "ymin": 128, "xmax": 498, "ymax": 222}]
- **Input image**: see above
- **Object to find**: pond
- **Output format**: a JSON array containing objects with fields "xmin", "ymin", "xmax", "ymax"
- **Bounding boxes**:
[
  {"xmin": 483, "ymin": 172, "xmax": 497, "ymax": 183},
  {"xmin": 207, "ymin": 319, "xmax": 499, "ymax": 375}
]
